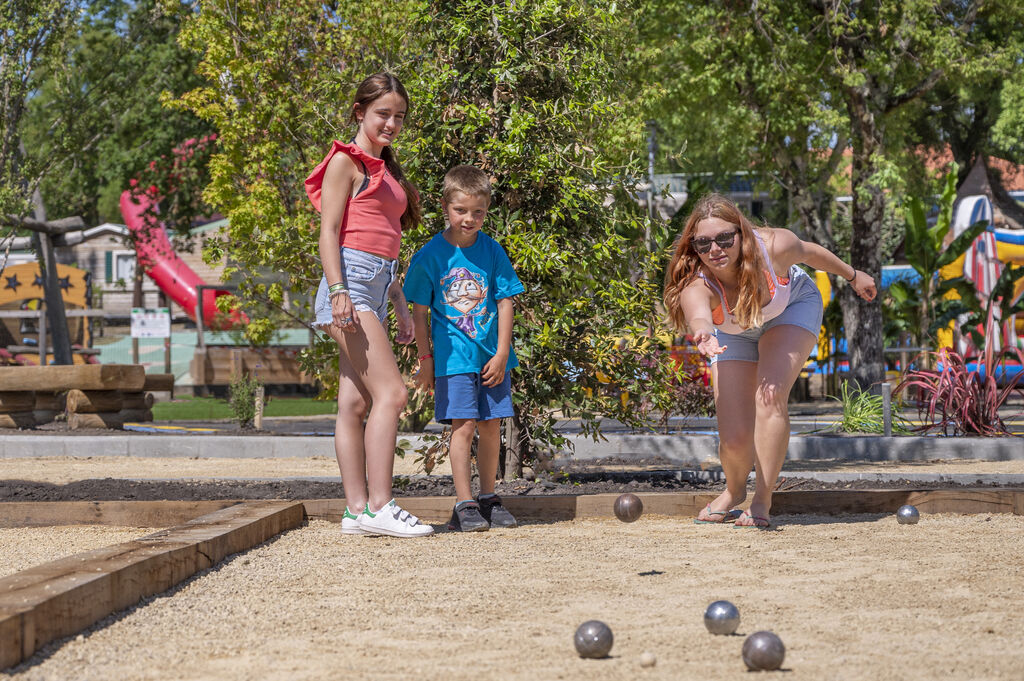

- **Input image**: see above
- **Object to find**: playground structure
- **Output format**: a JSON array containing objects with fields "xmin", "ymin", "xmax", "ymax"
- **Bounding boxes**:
[
  {"xmin": 0, "ymin": 262, "xmax": 101, "ymax": 366},
  {"xmin": 119, "ymin": 186, "xmax": 311, "ymax": 394}
]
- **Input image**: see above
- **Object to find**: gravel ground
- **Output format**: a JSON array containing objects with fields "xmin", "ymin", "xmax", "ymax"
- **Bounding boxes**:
[
  {"xmin": 0, "ymin": 526, "xmax": 150, "ymax": 579},
  {"xmin": 3, "ymin": 455, "xmax": 1024, "ymax": 486},
  {"xmin": 4, "ymin": 514, "xmax": 1023, "ymax": 680}
]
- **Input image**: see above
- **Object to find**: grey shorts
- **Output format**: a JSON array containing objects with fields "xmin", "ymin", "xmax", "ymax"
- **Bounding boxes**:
[
  {"xmin": 314, "ymin": 247, "xmax": 397, "ymax": 328},
  {"xmin": 710, "ymin": 270, "xmax": 823, "ymax": 364}
]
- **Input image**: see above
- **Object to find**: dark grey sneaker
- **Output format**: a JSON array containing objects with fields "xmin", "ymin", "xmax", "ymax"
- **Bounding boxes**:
[
  {"xmin": 477, "ymin": 494, "xmax": 518, "ymax": 528},
  {"xmin": 447, "ymin": 502, "xmax": 489, "ymax": 532}
]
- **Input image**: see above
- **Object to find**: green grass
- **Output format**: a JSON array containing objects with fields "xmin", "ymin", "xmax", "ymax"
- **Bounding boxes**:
[{"xmin": 152, "ymin": 396, "xmax": 337, "ymax": 421}]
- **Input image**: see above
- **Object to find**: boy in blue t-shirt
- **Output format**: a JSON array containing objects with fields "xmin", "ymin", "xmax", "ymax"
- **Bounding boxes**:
[{"xmin": 404, "ymin": 165, "xmax": 524, "ymax": 532}]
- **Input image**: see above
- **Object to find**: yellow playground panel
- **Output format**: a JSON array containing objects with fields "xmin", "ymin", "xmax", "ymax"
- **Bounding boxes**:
[{"xmin": 0, "ymin": 262, "xmax": 94, "ymax": 364}]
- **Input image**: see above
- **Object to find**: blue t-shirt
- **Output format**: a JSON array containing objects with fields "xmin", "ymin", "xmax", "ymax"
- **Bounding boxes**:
[{"xmin": 404, "ymin": 232, "xmax": 524, "ymax": 377}]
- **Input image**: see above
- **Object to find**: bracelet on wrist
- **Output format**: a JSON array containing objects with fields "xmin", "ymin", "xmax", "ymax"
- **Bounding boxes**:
[
  {"xmin": 328, "ymin": 282, "xmax": 347, "ymax": 292},
  {"xmin": 845, "ymin": 267, "xmax": 856, "ymax": 283},
  {"xmin": 328, "ymin": 288, "xmax": 349, "ymax": 299},
  {"xmin": 418, "ymin": 354, "xmax": 433, "ymax": 361}
]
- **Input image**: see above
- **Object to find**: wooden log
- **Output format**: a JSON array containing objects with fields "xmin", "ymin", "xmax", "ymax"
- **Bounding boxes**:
[
  {"xmin": 142, "ymin": 373, "xmax": 175, "ymax": 392},
  {"xmin": 122, "ymin": 391, "xmax": 155, "ymax": 410},
  {"xmin": 0, "ymin": 391, "xmax": 35, "ymax": 413},
  {"xmin": 0, "ymin": 501, "xmax": 305, "ymax": 671},
  {"xmin": 67, "ymin": 412, "xmax": 123, "ymax": 430},
  {"xmin": 0, "ymin": 412, "xmax": 35, "ymax": 429},
  {"xmin": 32, "ymin": 393, "xmax": 63, "ymax": 411},
  {"xmin": 0, "ymin": 365, "xmax": 145, "ymax": 392},
  {"xmin": 0, "ymin": 501, "xmax": 245, "ymax": 528},
  {"xmin": 68, "ymin": 408, "xmax": 152, "ymax": 429},
  {"xmin": 65, "ymin": 389, "xmax": 123, "ymax": 414}
]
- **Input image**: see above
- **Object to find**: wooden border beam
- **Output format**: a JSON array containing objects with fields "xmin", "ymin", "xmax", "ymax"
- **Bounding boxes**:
[
  {"xmin": 0, "ymin": 501, "xmax": 245, "ymax": 528},
  {"xmin": 302, "ymin": 488, "xmax": 1024, "ymax": 523},
  {"xmin": 0, "ymin": 501, "xmax": 304, "ymax": 670}
]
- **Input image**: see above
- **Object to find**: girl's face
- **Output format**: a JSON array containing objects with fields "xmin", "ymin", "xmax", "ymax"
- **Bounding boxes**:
[
  {"xmin": 692, "ymin": 216, "xmax": 740, "ymax": 270},
  {"xmin": 356, "ymin": 91, "xmax": 407, "ymax": 147}
]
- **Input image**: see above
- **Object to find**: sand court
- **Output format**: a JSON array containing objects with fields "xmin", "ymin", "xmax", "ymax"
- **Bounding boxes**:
[{"xmin": 4, "ymin": 513, "xmax": 1023, "ymax": 680}]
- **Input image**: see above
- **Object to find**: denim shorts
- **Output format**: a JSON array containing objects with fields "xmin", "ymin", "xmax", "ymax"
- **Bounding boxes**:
[
  {"xmin": 711, "ymin": 269, "xmax": 823, "ymax": 364},
  {"xmin": 434, "ymin": 371, "xmax": 513, "ymax": 425},
  {"xmin": 314, "ymin": 247, "xmax": 397, "ymax": 328}
]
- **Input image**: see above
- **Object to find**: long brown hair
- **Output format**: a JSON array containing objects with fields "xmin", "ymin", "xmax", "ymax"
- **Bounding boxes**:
[
  {"xmin": 350, "ymin": 72, "xmax": 421, "ymax": 231},
  {"xmin": 663, "ymin": 193, "xmax": 770, "ymax": 332}
]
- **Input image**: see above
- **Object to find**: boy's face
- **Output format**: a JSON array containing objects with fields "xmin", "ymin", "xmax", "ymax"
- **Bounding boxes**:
[{"xmin": 443, "ymin": 191, "xmax": 490, "ymax": 246}]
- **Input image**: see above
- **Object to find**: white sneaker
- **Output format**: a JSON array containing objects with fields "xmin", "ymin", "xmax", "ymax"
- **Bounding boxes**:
[
  {"xmin": 359, "ymin": 500, "xmax": 434, "ymax": 538},
  {"xmin": 341, "ymin": 506, "xmax": 370, "ymax": 535}
]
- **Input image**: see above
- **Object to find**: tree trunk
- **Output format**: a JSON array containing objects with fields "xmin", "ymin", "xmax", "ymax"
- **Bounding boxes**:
[
  {"xmin": 501, "ymin": 408, "xmax": 526, "ymax": 480},
  {"xmin": 30, "ymin": 189, "xmax": 73, "ymax": 366},
  {"xmin": 844, "ymin": 97, "xmax": 886, "ymax": 389}
]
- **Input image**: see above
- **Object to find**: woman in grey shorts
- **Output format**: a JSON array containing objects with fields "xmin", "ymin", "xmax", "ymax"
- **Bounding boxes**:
[{"xmin": 664, "ymin": 194, "xmax": 877, "ymax": 528}]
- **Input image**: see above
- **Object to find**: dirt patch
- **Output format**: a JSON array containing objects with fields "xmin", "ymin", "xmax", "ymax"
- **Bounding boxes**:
[
  {"xmin": 5, "ymin": 515, "xmax": 1023, "ymax": 680},
  {"xmin": 0, "ymin": 467, "xmax": 1012, "ymax": 503}
]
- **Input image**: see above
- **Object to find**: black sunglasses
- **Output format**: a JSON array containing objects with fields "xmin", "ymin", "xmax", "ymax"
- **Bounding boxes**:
[{"xmin": 691, "ymin": 230, "xmax": 738, "ymax": 254}]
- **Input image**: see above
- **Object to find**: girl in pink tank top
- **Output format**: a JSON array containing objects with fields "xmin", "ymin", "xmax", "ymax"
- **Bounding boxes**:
[
  {"xmin": 303, "ymin": 73, "xmax": 432, "ymax": 538},
  {"xmin": 664, "ymin": 194, "xmax": 877, "ymax": 529}
]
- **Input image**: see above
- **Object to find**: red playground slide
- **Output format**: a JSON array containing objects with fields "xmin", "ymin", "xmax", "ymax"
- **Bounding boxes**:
[{"xmin": 119, "ymin": 189, "xmax": 235, "ymax": 328}]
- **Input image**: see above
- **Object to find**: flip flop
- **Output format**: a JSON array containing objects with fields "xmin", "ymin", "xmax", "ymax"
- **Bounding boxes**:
[
  {"xmin": 733, "ymin": 510, "xmax": 771, "ymax": 529},
  {"xmin": 694, "ymin": 504, "xmax": 743, "ymax": 524}
]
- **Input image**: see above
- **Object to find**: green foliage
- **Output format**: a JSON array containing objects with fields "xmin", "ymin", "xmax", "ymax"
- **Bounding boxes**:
[
  {"xmin": 640, "ymin": 0, "xmax": 1021, "ymax": 387},
  {"xmin": 405, "ymin": 0, "xmax": 671, "ymax": 460},
  {"xmin": 13, "ymin": 0, "xmax": 213, "ymax": 224},
  {"xmin": 894, "ymin": 166, "xmax": 988, "ymax": 349},
  {"xmin": 227, "ymin": 372, "xmax": 263, "ymax": 428},
  {"xmin": 829, "ymin": 381, "xmax": 912, "ymax": 435},
  {"xmin": 0, "ymin": 0, "xmax": 79, "ymax": 218},
  {"xmin": 174, "ymin": 0, "xmax": 679, "ymax": 464}
]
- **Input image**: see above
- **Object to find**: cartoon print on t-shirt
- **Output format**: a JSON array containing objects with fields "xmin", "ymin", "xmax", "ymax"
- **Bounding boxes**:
[{"xmin": 441, "ymin": 267, "xmax": 490, "ymax": 338}]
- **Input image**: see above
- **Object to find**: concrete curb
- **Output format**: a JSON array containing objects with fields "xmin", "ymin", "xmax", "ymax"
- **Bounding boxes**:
[{"xmin": 0, "ymin": 432, "xmax": 1021, "ymax": 462}]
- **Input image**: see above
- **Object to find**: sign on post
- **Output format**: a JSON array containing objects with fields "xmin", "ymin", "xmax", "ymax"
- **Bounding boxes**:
[{"xmin": 131, "ymin": 308, "xmax": 171, "ymax": 338}]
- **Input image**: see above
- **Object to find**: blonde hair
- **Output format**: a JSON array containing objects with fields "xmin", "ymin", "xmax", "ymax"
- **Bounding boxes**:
[
  {"xmin": 663, "ymin": 193, "xmax": 770, "ymax": 332},
  {"xmin": 442, "ymin": 165, "xmax": 492, "ymax": 203}
]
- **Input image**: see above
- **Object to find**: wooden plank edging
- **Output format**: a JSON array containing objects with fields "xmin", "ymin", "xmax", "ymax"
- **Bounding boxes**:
[
  {"xmin": 0, "ymin": 501, "xmax": 245, "ymax": 528},
  {"xmin": 0, "ymin": 500, "xmax": 304, "ymax": 671},
  {"xmin": 301, "ymin": 489, "xmax": 1024, "ymax": 523}
]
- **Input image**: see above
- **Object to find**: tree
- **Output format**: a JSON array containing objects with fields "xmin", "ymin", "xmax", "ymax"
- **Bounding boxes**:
[
  {"xmin": 174, "ymin": 0, "xmax": 680, "ymax": 473},
  {"xmin": 405, "ymin": 0, "xmax": 671, "ymax": 473},
  {"xmin": 0, "ymin": 0, "xmax": 78, "ymax": 218},
  {"xmin": 642, "ymin": 0, "xmax": 1020, "ymax": 388},
  {"xmin": 20, "ymin": 0, "xmax": 214, "ymax": 225}
]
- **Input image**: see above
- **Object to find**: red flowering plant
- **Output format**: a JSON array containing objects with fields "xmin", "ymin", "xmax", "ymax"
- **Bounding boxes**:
[{"xmin": 896, "ymin": 304, "xmax": 1024, "ymax": 436}]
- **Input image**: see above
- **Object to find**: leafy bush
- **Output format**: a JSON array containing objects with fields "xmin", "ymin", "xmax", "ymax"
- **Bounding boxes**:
[{"xmin": 228, "ymin": 373, "xmax": 264, "ymax": 429}]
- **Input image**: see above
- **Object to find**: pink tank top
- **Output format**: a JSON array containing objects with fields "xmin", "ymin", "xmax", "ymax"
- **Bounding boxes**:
[
  {"xmin": 699, "ymin": 231, "xmax": 792, "ymax": 333},
  {"xmin": 304, "ymin": 141, "xmax": 407, "ymax": 259}
]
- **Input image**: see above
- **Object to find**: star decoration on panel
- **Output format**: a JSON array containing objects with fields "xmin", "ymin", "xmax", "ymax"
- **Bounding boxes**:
[
  {"xmin": 4, "ymin": 275, "xmax": 20, "ymax": 292},
  {"xmin": 58, "ymin": 276, "xmax": 72, "ymax": 291}
]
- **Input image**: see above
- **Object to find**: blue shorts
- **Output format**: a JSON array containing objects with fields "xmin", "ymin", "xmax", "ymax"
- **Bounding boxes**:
[
  {"xmin": 711, "ymin": 269, "xmax": 823, "ymax": 364},
  {"xmin": 314, "ymin": 247, "xmax": 397, "ymax": 328},
  {"xmin": 434, "ymin": 371, "xmax": 513, "ymax": 425}
]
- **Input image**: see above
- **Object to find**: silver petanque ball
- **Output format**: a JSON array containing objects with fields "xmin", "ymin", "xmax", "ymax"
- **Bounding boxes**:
[
  {"xmin": 896, "ymin": 504, "xmax": 920, "ymax": 524},
  {"xmin": 742, "ymin": 630, "xmax": 786, "ymax": 671},
  {"xmin": 704, "ymin": 600, "xmax": 741, "ymax": 635},
  {"xmin": 613, "ymin": 493, "xmax": 644, "ymax": 523},
  {"xmin": 574, "ymin": 620, "xmax": 614, "ymax": 659}
]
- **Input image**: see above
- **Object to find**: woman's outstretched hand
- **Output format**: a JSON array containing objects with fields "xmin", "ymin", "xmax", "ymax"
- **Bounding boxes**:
[
  {"xmin": 693, "ymin": 329, "xmax": 726, "ymax": 358},
  {"xmin": 849, "ymin": 270, "xmax": 877, "ymax": 302}
]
